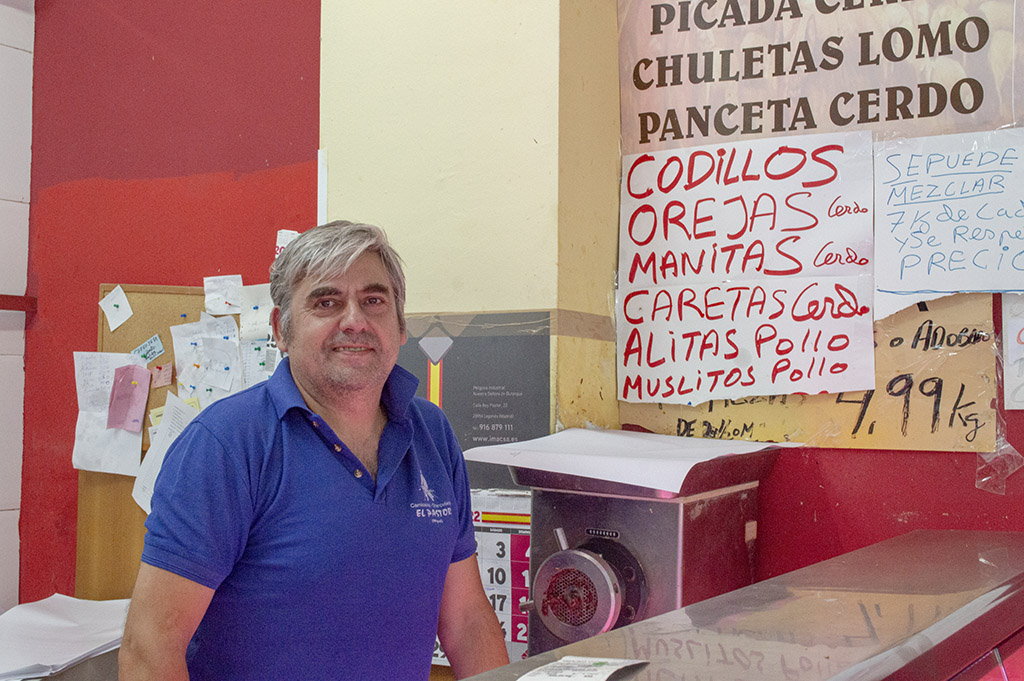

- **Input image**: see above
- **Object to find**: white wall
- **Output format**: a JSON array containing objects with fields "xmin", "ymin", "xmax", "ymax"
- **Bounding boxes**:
[{"xmin": 0, "ymin": 0, "xmax": 33, "ymax": 613}]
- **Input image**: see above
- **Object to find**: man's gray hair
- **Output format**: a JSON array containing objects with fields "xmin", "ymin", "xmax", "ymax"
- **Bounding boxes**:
[{"xmin": 270, "ymin": 220, "xmax": 407, "ymax": 339}]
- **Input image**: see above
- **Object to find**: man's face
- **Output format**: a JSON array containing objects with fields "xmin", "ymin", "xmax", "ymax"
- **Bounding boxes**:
[{"xmin": 273, "ymin": 251, "xmax": 407, "ymax": 405}]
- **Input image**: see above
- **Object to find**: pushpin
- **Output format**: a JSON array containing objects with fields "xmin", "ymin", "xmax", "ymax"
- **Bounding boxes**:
[
  {"xmin": 253, "ymin": 305, "xmax": 259, "ymax": 310},
  {"xmin": 180, "ymin": 313, "xmax": 187, "ymax": 318},
  {"xmin": 131, "ymin": 380, "xmax": 138, "ymax": 386},
  {"xmin": 259, "ymin": 362, "xmax": 265, "ymax": 367},
  {"xmin": 224, "ymin": 366, "xmax": 230, "ymax": 371},
  {"xmin": 113, "ymin": 303, "xmax": 119, "ymax": 309},
  {"xmin": 223, "ymin": 335, "xmax": 229, "ymax": 340},
  {"xmin": 193, "ymin": 363, "xmax": 200, "ymax": 369}
]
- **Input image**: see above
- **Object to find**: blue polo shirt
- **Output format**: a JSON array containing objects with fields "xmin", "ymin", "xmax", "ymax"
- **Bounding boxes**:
[{"xmin": 142, "ymin": 358, "xmax": 477, "ymax": 680}]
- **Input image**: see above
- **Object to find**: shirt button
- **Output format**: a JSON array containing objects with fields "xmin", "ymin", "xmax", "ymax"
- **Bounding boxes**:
[
  {"xmin": 312, "ymin": 421, "xmax": 319, "ymax": 428},
  {"xmin": 354, "ymin": 469, "xmax": 363, "ymax": 478},
  {"xmin": 334, "ymin": 444, "xmax": 341, "ymax": 452}
]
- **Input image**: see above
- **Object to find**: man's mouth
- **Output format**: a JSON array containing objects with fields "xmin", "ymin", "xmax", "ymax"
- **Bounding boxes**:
[{"xmin": 328, "ymin": 334, "xmax": 377, "ymax": 354}]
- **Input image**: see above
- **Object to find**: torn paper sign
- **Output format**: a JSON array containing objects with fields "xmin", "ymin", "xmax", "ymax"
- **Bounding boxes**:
[
  {"xmin": 240, "ymin": 283, "xmax": 274, "ymax": 342},
  {"xmin": 204, "ymin": 274, "xmax": 244, "ymax": 316},
  {"xmin": 106, "ymin": 364, "xmax": 152, "ymax": 433},
  {"xmin": 98, "ymin": 285, "xmax": 133, "ymax": 332},
  {"xmin": 276, "ymin": 229, "xmax": 299, "ymax": 259},
  {"xmin": 72, "ymin": 352, "xmax": 147, "ymax": 476}
]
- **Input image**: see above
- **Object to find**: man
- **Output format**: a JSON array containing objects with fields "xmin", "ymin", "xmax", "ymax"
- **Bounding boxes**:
[{"xmin": 120, "ymin": 221, "xmax": 509, "ymax": 680}]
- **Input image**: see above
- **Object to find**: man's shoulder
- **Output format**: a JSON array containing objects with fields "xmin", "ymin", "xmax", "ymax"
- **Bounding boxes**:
[
  {"xmin": 405, "ymin": 394, "xmax": 451, "ymax": 429},
  {"xmin": 402, "ymin": 396, "xmax": 466, "ymax": 466}
]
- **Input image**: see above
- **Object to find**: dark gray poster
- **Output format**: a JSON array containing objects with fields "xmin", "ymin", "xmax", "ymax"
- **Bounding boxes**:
[{"xmin": 398, "ymin": 312, "xmax": 551, "ymax": 489}]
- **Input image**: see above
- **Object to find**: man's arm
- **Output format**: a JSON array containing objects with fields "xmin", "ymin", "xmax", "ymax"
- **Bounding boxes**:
[
  {"xmin": 119, "ymin": 563, "xmax": 215, "ymax": 681},
  {"xmin": 437, "ymin": 554, "xmax": 510, "ymax": 679}
]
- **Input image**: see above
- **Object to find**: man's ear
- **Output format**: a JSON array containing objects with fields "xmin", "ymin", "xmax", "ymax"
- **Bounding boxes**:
[{"xmin": 270, "ymin": 306, "xmax": 288, "ymax": 353}]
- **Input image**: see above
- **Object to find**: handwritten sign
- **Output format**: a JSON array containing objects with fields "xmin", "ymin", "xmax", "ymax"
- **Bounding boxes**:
[
  {"xmin": 617, "ymin": 131, "xmax": 875, "ymax": 404},
  {"xmin": 617, "ymin": 0, "xmax": 1018, "ymax": 152},
  {"xmin": 620, "ymin": 294, "xmax": 995, "ymax": 452},
  {"xmin": 875, "ymin": 128, "xmax": 1024, "ymax": 300},
  {"xmin": 1003, "ymin": 293, "xmax": 1024, "ymax": 410}
]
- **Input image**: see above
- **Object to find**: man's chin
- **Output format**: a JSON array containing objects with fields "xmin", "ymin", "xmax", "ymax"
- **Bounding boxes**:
[{"xmin": 322, "ymin": 365, "xmax": 388, "ymax": 390}]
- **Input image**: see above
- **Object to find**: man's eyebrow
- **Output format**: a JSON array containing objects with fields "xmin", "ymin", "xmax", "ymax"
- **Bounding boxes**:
[
  {"xmin": 361, "ymin": 283, "xmax": 391, "ymax": 296},
  {"xmin": 304, "ymin": 283, "xmax": 392, "ymax": 301},
  {"xmin": 305, "ymin": 285, "xmax": 340, "ymax": 300}
]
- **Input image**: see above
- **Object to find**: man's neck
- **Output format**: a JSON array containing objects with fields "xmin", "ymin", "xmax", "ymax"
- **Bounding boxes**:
[
  {"xmin": 328, "ymin": 402, "xmax": 387, "ymax": 479},
  {"xmin": 294, "ymin": 381, "xmax": 388, "ymax": 478}
]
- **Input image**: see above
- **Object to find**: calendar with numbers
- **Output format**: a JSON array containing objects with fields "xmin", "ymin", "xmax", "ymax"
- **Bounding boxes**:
[{"xmin": 434, "ymin": 489, "xmax": 531, "ymax": 665}]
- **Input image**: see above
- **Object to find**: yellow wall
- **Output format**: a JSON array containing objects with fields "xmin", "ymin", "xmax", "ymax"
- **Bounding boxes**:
[
  {"xmin": 553, "ymin": 0, "xmax": 620, "ymax": 429},
  {"xmin": 321, "ymin": 1, "xmax": 622, "ymax": 431},
  {"xmin": 321, "ymin": 2, "xmax": 560, "ymax": 314}
]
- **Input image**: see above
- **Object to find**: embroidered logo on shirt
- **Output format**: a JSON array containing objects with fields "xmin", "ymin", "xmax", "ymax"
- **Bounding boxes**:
[
  {"xmin": 419, "ymin": 472, "xmax": 437, "ymax": 502},
  {"xmin": 410, "ymin": 473, "xmax": 451, "ymax": 523}
]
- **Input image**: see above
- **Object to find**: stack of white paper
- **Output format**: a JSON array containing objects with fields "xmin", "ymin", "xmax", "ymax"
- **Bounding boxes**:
[
  {"xmin": 464, "ymin": 427, "xmax": 795, "ymax": 493},
  {"xmin": 0, "ymin": 594, "xmax": 128, "ymax": 680}
]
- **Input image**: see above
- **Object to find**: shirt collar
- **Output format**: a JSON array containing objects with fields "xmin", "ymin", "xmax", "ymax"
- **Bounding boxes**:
[{"xmin": 267, "ymin": 356, "xmax": 420, "ymax": 422}]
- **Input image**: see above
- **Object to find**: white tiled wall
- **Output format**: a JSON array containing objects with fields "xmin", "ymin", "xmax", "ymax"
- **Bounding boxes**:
[{"xmin": 0, "ymin": 0, "xmax": 34, "ymax": 613}]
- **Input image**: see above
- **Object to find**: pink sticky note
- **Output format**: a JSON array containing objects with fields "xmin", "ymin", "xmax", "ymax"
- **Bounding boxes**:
[
  {"xmin": 107, "ymin": 364, "xmax": 152, "ymax": 433},
  {"xmin": 150, "ymin": 363, "xmax": 173, "ymax": 388}
]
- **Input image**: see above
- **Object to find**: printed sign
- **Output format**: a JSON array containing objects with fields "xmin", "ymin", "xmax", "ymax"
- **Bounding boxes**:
[{"xmin": 618, "ymin": 0, "xmax": 1018, "ymax": 152}]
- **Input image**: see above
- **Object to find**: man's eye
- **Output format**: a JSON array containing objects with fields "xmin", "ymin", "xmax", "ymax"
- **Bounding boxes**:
[{"xmin": 315, "ymin": 299, "xmax": 336, "ymax": 309}]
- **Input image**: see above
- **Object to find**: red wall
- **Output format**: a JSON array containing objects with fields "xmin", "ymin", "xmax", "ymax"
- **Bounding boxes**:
[
  {"xmin": 24, "ymin": 2, "xmax": 320, "ymax": 601},
  {"xmin": 756, "ymin": 441, "xmax": 1024, "ymax": 580},
  {"xmin": 755, "ymin": 293, "xmax": 1024, "ymax": 577}
]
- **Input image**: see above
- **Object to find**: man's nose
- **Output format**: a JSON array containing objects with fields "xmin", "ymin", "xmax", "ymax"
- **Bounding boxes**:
[{"xmin": 338, "ymin": 302, "xmax": 369, "ymax": 331}]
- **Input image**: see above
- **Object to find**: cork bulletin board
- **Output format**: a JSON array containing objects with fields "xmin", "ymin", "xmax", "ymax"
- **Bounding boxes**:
[{"xmin": 76, "ymin": 284, "xmax": 205, "ymax": 600}]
